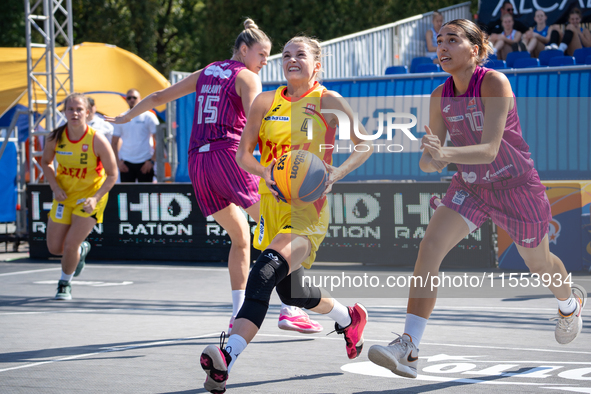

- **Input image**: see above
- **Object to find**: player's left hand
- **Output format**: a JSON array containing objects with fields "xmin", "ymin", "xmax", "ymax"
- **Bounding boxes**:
[
  {"xmin": 83, "ymin": 197, "xmax": 97, "ymax": 213},
  {"xmin": 321, "ymin": 162, "xmax": 343, "ymax": 197},
  {"xmin": 104, "ymin": 113, "xmax": 131, "ymax": 124}
]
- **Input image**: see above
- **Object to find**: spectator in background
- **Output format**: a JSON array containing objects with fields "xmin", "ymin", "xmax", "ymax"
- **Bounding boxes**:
[
  {"xmin": 111, "ymin": 89, "xmax": 159, "ymax": 182},
  {"xmin": 545, "ymin": 8, "xmax": 591, "ymax": 56},
  {"xmin": 522, "ymin": 10, "xmax": 557, "ymax": 58},
  {"xmin": 489, "ymin": 13, "xmax": 523, "ymax": 60},
  {"xmin": 486, "ymin": 1, "xmax": 528, "ymax": 35},
  {"xmin": 87, "ymin": 97, "xmax": 114, "ymax": 143},
  {"xmin": 425, "ymin": 11, "xmax": 444, "ymax": 63}
]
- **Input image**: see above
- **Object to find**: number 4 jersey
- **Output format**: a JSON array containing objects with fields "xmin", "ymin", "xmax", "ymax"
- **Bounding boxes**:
[
  {"xmin": 441, "ymin": 66, "xmax": 534, "ymax": 185},
  {"xmin": 54, "ymin": 126, "xmax": 106, "ymax": 207},
  {"xmin": 189, "ymin": 60, "xmax": 247, "ymax": 153}
]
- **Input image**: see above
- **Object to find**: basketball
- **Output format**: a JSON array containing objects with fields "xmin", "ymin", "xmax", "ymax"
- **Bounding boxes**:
[{"xmin": 271, "ymin": 150, "xmax": 328, "ymax": 206}]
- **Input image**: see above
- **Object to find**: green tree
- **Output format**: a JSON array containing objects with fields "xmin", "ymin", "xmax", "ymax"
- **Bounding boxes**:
[
  {"xmin": 2, "ymin": 0, "xmax": 478, "ymax": 75},
  {"xmin": 198, "ymin": 0, "xmax": 477, "ymax": 65}
]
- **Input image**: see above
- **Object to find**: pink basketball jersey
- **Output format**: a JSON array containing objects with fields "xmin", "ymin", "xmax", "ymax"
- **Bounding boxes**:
[
  {"xmin": 189, "ymin": 60, "xmax": 247, "ymax": 153},
  {"xmin": 440, "ymin": 66, "xmax": 534, "ymax": 185}
]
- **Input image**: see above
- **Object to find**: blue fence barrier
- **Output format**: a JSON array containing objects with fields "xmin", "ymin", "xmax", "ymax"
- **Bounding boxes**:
[{"xmin": 175, "ymin": 67, "xmax": 591, "ymax": 182}]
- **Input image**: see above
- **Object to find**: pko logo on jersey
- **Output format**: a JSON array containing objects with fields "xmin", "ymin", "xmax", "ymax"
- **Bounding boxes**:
[
  {"xmin": 264, "ymin": 115, "xmax": 289, "ymax": 122},
  {"xmin": 301, "ymin": 105, "xmax": 418, "ymax": 153},
  {"xmin": 118, "ymin": 193, "xmax": 193, "ymax": 236}
]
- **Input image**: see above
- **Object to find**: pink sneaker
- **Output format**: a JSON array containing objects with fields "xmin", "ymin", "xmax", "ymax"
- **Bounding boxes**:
[
  {"xmin": 278, "ymin": 306, "xmax": 323, "ymax": 334},
  {"xmin": 200, "ymin": 333, "xmax": 231, "ymax": 394},
  {"xmin": 335, "ymin": 303, "xmax": 368, "ymax": 359}
]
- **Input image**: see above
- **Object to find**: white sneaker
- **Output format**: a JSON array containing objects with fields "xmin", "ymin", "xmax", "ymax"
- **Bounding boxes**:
[
  {"xmin": 278, "ymin": 306, "xmax": 323, "ymax": 334},
  {"xmin": 545, "ymin": 43, "xmax": 559, "ymax": 51},
  {"xmin": 552, "ymin": 283, "xmax": 587, "ymax": 344},
  {"xmin": 368, "ymin": 333, "xmax": 419, "ymax": 378}
]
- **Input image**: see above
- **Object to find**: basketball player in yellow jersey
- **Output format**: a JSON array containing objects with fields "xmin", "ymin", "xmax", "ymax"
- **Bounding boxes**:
[
  {"xmin": 41, "ymin": 93, "xmax": 117, "ymax": 300},
  {"xmin": 199, "ymin": 36, "xmax": 373, "ymax": 393}
]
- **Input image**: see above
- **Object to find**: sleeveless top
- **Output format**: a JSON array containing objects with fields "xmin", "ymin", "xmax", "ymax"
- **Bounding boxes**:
[
  {"xmin": 55, "ymin": 125, "xmax": 106, "ymax": 206},
  {"xmin": 533, "ymin": 25, "xmax": 549, "ymax": 37},
  {"xmin": 189, "ymin": 60, "xmax": 247, "ymax": 154},
  {"xmin": 440, "ymin": 66, "xmax": 534, "ymax": 186},
  {"xmin": 258, "ymin": 82, "xmax": 337, "ymax": 203},
  {"xmin": 503, "ymin": 29, "xmax": 517, "ymax": 40},
  {"xmin": 430, "ymin": 27, "xmax": 438, "ymax": 48}
]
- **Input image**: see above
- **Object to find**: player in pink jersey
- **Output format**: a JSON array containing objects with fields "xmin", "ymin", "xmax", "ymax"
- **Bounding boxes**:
[
  {"xmin": 368, "ymin": 19, "xmax": 587, "ymax": 379},
  {"xmin": 107, "ymin": 19, "xmax": 323, "ymax": 336}
]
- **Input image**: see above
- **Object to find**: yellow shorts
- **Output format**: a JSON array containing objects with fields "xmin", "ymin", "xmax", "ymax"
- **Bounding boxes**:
[
  {"xmin": 254, "ymin": 194, "xmax": 328, "ymax": 269},
  {"xmin": 48, "ymin": 194, "xmax": 108, "ymax": 225}
]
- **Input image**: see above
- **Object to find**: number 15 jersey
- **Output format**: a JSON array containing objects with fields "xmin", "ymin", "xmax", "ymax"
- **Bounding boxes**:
[
  {"xmin": 189, "ymin": 60, "xmax": 247, "ymax": 153},
  {"xmin": 55, "ymin": 126, "xmax": 106, "ymax": 207}
]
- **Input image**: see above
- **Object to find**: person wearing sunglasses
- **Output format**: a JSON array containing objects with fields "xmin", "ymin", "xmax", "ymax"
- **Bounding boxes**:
[
  {"xmin": 111, "ymin": 89, "xmax": 159, "ymax": 182},
  {"xmin": 484, "ymin": 1, "xmax": 528, "ymax": 37}
]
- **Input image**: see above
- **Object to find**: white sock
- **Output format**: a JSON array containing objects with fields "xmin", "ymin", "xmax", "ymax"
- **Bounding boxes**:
[
  {"xmin": 493, "ymin": 47, "xmax": 498, "ymax": 55},
  {"xmin": 326, "ymin": 301, "xmax": 351, "ymax": 328},
  {"xmin": 404, "ymin": 313, "xmax": 428, "ymax": 347},
  {"xmin": 558, "ymin": 296, "xmax": 576, "ymax": 315},
  {"xmin": 60, "ymin": 271, "xmax": 73, "ymax": 282},
  {"xmin": 231, "ymin": 290, "xmax": 245, "ymax": 317},
  {"xmin": 558, "ymin": 42, "xmax": 568, "ymax": 53},
  {"xmin": 225, "ymin": 334, "xmax": 247, "ymax": 372}
]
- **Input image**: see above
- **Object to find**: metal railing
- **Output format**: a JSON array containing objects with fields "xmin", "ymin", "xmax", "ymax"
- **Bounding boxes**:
[{"xmin": 260, "ymin": 2, "xmax": 471, "ymax": 83}]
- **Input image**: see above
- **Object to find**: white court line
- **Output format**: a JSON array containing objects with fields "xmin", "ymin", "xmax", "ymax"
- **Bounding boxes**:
[
  {"xmin": 255, "ymin": 333, "xmax": 591, "ymax": 356},
  {"xmin": 0, "ymin": 306, "xmax": 232, "ymax": 316},
  {"xmin": 369, "ymin": 305, "xmax": 558, "ymax": 311},
  {"xmin": 0, "ymin": 332, "xmax": 220, "ymax": 374},
  {"xmin": 0, "ymin": 268, "xmax": 60, "ymax": 277}
]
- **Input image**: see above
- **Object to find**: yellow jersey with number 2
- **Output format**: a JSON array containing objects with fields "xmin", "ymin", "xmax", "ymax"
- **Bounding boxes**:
[{"xmin": 54, "ymin": 126, "xmax": 106, "ymax": 207}]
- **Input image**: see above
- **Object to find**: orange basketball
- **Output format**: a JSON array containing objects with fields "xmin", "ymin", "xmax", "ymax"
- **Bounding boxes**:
[{"xmin": 271, "ymin": 150, "xmax": 328, "ymax": 206}]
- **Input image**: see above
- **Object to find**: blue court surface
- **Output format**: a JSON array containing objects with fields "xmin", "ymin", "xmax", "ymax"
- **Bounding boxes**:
[{"xmin": 1, "ymin": 259, "xmax": 590, "ymax": 393}]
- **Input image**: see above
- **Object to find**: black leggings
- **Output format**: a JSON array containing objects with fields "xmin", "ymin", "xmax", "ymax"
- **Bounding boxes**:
[{"xmin": 120, "ymin": 161, "xmax": 154, "ymax": 183}]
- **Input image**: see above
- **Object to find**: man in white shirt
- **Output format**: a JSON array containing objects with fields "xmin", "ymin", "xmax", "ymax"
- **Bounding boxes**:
[
  {"xmin": 87, "ymin": 97, "xmax": 114, "ymax": 143},
  {"xmin": 112, "ymin": 89, "xmax": 159, "ymax": 182}
]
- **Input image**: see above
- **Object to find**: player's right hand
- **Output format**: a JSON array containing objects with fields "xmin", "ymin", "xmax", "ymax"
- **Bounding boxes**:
[{"xmin": 52, "ymin": 187, "xmax": 67, "ymax": 201}]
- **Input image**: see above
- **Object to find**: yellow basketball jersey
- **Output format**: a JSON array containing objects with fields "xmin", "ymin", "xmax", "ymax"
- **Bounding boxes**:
[
  {"xmin": 55, "ymin": 126, "xmax": 106, "ymax": 206},
  {"xmin": 258, "ymin": 82, "xmax": 336, "ymax": 195}
]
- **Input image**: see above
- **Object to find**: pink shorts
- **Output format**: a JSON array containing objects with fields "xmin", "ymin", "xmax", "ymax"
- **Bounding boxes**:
[
  {"xmin": 441, "ymin": 169, "xmax": 551, "ymax": 248},
  {"xmin": 188, "ymin": 148, "xmax": 260, "ymax": 217}
]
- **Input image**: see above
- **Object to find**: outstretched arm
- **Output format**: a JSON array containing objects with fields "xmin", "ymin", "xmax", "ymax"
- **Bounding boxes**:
[{"xmin": 105, "ymin": 70, "xmax": 201, "ymax": 124}]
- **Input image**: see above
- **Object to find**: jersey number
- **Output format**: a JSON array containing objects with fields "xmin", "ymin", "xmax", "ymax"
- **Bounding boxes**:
[
  {"xmin": 197, "ymin": 95, "xmax": 220, "ymax": 124},
  {"xmin": 80, "ymin": 153, "xmax": 88, "ymax": 165},
  {"xmin": 465, "ymin": 111, "xmax": 484, "ymax": 132}
]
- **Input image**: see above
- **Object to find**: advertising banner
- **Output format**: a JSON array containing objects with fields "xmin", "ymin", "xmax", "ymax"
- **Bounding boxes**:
[
  {"xmin": 29, "ymin": 182, "xmax": 495, "ymax": 268},
  {"xmin": 497, "ymin": 181, "xmax": 591, "ymax": 272}
]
